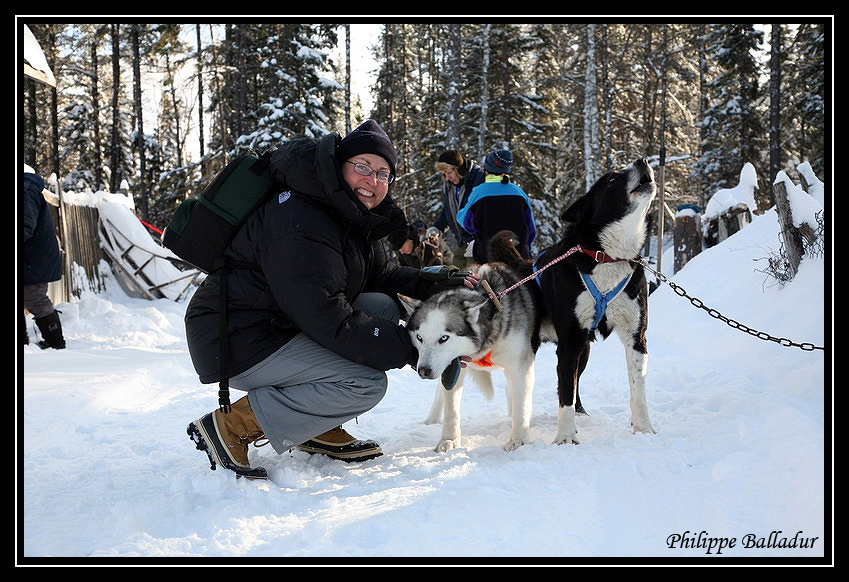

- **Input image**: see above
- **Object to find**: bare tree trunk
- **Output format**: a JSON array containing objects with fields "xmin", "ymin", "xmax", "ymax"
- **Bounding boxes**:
[
  {"xmin": 583, "ymin": 23, "xmax": 600, "ymax": 189},
  {"xmin": 46, "ymin": 25, "xmax": 60, "ymax": 177},
  {"xmin": 344, "ymin": 24, "xmax": 351, "ymax": 133},
  {"xmin": 90, "ymin": 39, "xmax": 103, "ymax": 190},
  {"xmin": 656, "ymin": 25, "xmax": 668, "ymax": 279},
  {"xmin": 696, "ymin": 24, "xmax": 709, "ymax": 210},
  {"xmin": 600, "ymin": 24, "xmax": 613, "ymax": 169},
  {"xmin": 196, "ymin": 25, "xmax": 206, "ymax": 173},
  {"xmin": 445, "ymin": 23, "xmax": 461, "ymax": 150},
  {"xmin": 163, "ymin": 50, "xmax": 184, "ymax": 167},
  {"xmin": 768, "ymin": 24, "xmax": 782, "ymax": 208},
  {"xmin": 131, "ymin": 25, "xmax": 149, "ymax": 219},
  {"xmin": 110, "ymin": 24, "xmax": 121, "ymax": 193},
  {"xmin": 477, "ymin": 24, "xmax": 491, "ymax": 158}
]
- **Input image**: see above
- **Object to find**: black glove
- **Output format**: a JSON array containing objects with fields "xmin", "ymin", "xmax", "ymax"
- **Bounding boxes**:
[
  {"xmin": 420, "ymin": 265, "xmax": 470, "ymax": 296},
  {"xmin": 441, "ymin": 357, "xmax": 462, "ymax": 390}
]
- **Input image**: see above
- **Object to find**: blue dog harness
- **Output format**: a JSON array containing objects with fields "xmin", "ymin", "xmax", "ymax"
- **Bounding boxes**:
[
  {"xmin": 579, "ymin": 271, "xmax": 632, "ymax": 332},
  {"xmin": 533, "ymin": 247, "xmax": 633, "ymax": 332}
]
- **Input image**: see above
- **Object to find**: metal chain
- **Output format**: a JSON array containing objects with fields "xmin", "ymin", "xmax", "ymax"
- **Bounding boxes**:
[
  {"xmin": 634, "ymin": 258, "xmax": 825, "ymax": 352},
  {"xmin": 490, "ymin": 245, "xmax": 824, "ymax": 352}
]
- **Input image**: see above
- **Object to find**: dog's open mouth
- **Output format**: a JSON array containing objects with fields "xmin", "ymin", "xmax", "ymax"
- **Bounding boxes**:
[{"xmin": 630, "ymin": 162, "xmax": 655, "ymax": 195}]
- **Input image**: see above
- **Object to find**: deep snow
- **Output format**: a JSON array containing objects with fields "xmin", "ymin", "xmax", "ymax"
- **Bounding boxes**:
[{"xmin": 19, "ymin": 177, "xmax": 829, "ymax": 564}]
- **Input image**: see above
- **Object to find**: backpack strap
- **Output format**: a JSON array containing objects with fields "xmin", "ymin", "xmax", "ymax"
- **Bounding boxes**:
[
  {"xmin": 217, "ymin": 256, "xmax": 263, "ymax": 414},
  {"xmin": 218, "ymin": 263, "xmax": 233, "ymax": 413},
  {"xmin": 214, "ymin": 150, "xmax": 274, "ymax": 412}
]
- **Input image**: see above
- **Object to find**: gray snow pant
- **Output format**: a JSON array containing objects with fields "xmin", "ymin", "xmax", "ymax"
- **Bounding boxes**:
[
  {"xmin": 23, "ymin": 283, "xmax": 56, "ymax": 319},
  {"xmin": 228, "ymin": 293, "xmax": 398, "ymax": 453}
]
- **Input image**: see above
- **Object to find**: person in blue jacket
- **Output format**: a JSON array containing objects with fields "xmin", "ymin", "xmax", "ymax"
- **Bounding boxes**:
[
  {"xmin": 455, "ymin": 149, "xmax": 537, "ymax": 265},
  {"xmin": 23, "ymin": 167, "xmax": 65, "ymax": 349}
]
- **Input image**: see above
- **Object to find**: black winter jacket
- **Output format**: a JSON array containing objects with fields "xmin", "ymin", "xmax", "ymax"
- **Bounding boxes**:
[
  {"xmin": 185, "ymin": 133, "xmax": 433, "ymax": 383},
  {"xmin": 23, "ymin": 172, "xmax": 62, "ymax": 285}
]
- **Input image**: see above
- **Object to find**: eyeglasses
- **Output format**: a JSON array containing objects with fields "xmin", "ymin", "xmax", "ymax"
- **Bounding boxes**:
[{"xmin": 346, "ymin": 161, "xmax": 395, "ymax": 185}]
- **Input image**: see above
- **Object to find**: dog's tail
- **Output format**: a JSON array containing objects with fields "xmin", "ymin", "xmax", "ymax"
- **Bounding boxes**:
[{"xmin": 487, "ymin": 230, "xmax": 533, "ymax": 275}]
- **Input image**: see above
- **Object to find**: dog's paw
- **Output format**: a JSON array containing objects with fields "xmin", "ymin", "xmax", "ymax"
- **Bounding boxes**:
[
  {"xmin": 423, "ymin": 414, "xmax": 441, "ymax": 425},
  {"xmin": 553, "ymin": 433, "xmax": 580, "ymax": 445},
  {"xmin": 435, "ymin": 439, "xmax": 458, "ymax": 452},
  {"xmin": 632, "ymin": 421, "xmax": 656, "ymax": 435},
  {"xmin": 503, "ymin": 439, "xmax": 526, "ymax": 452}
]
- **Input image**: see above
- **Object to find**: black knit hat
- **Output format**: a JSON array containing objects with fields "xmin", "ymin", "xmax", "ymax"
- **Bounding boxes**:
[
  {"xmin": 337, "ymin": 119, "xmax": 397, "ymax": 178},
  {"xmin": 484, "ymin": 149, "xmax": 513, "ymax": 175}
]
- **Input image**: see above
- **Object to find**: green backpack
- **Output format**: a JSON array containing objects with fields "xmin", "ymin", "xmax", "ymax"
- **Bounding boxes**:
[
  {"xmin": 163, "ymin": 150, "xmax": 280, "ymax": 412},
  {"xmin": 163, "ymin": 151, "xmax": 277, "ymax": 273}
]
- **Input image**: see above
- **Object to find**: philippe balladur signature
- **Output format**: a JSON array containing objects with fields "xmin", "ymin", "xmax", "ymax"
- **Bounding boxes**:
[{"xmin": 666, "ymin": 530, "xmax": 820, "ymax": 555}]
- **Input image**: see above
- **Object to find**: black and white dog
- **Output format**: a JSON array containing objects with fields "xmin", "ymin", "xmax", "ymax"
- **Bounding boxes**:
[{"xmin": 536, "ymin": 158, "xmax": 657, "ymax": 445}]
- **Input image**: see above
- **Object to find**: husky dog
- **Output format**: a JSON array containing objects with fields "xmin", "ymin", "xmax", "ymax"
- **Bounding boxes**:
[
  {"xmin": 535, "ymin": 157, "xmax": 657, "ymax": 445},
  {"xmin": 402, "ymin": 233, "xmax": 542, "ymax": 452}
]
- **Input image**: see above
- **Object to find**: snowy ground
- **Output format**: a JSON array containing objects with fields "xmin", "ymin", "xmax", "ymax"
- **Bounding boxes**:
[{"xmin": 19, "ymin": 207, "xmax": 830, "ymax": 565}]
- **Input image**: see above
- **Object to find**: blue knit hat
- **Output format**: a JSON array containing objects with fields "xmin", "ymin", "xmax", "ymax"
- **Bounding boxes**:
[
  {"xmin": 484, "ymin": 149, "xmax": 513, "ymax": 175},
  {"xmin": 337, "ymin": 119, "xmax": 397, "ymax": 178}
]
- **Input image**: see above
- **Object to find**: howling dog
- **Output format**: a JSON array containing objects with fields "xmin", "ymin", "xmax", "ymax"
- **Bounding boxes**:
[
  {"xmin": 535, "ymin": 157, "xmax": 657, "ymax": 445},
  {"xmin": 402, "ymin": 234, "xmax": 542, "ymax": 452}
]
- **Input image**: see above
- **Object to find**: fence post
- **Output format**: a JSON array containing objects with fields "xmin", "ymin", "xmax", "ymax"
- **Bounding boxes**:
[
  {"xmin": 772, "ymin": 180, "xmax": 804, "ymax": 279},
  {"xmin": 673, "ymin": 206, "xmax": 702, "ymax": 273}
]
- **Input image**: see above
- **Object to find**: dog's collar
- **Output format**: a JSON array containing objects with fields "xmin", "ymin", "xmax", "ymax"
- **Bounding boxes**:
[
  {"xmin": 532, "ymin": 245, "xmax": 629, "ymax": 289},
  {"xmin": 580, "ymin": 247, "xmax": 628, "ymax": 263}
]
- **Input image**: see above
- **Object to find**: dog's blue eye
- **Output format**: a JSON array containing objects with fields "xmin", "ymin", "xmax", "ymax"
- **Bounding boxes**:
[
  {"xmin": 415, "ymin": 334, "xmax": 423, "ymax": 343},
  {"xmin": 438, "ymin": 335, "xmax": 449, "ymax": 343}
]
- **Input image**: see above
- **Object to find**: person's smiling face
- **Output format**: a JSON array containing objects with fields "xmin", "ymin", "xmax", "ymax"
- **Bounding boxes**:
[{"xmin": 342, "ymin": 153, "xmax": 391, "ymax": 210}]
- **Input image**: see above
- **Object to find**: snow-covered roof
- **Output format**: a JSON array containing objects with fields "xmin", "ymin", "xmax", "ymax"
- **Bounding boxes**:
[{"xmin": 23, "ymin": 24, "xmax": 56, "ymax": 87}]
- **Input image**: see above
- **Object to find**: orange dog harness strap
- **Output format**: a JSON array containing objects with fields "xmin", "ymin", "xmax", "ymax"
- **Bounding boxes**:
[{"xmin": 473, "ymin": 352, "xmax": 494, "ymax": 367}]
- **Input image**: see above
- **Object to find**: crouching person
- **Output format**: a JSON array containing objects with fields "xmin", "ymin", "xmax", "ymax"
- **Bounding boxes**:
[{"xmin": 185, "ymin": 120, "xmax": 477, "ymax": 479}]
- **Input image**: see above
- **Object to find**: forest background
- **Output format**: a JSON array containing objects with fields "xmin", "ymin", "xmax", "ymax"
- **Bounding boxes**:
[{"xmin": 19, "ymin": 21, "xmax": 827, "ymax": 251}]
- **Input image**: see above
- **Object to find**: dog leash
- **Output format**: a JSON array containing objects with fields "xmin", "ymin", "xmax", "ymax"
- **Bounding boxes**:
[{"xmin": 492, "ymin": 244, "xmax": 627, "ymax": 304}]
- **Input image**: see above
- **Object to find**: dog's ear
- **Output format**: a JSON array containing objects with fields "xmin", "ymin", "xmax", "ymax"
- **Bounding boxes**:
[
  {"xmin": 465, "ymin": 297, "xmax": 491, "ymax": 323},
  {"xmin": 560, "ymin": 194, "xmax": 588, "ymax": 223},
  {"xmin": 397, "ymin": 294, "xmax": 421, "ymax": 317}
]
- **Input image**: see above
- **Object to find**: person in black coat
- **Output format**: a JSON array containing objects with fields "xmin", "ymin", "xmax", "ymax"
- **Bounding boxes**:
[
  {"xmin": 23, "ymin": 168, "xmax": 65, "ymax": 349},
  {"xmin": 186, "ymin": 120, "xmax": 478, "ymax": 479}
]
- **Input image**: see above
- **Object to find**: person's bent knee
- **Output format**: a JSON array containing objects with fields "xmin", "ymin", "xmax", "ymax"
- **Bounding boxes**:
[
  {"xmin": 349, "ymin": 369, "xmax": 388, "ymax": 408},
  {"xmin": 353, "ymin": 292, "xmax": 400, "ymax": 323}
]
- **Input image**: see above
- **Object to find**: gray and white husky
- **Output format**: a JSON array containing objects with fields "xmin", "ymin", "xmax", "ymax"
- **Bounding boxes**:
[{"xmin": 402, "ymin": 233, "xmax": 542, "ymax": 452}]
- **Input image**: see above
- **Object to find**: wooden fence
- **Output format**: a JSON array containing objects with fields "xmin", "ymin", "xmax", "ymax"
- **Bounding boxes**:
[
  {"xmin": 45, "ymin": 188, "xmax": 107, "ymax": 304},
  {"xmin": 673, "ymin": 172, "xmax": 822, "ymax": 278}
]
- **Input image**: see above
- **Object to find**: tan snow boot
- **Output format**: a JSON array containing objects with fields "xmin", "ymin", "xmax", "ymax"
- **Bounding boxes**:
[
  {"xmin": 297, "ymin": 426, "xmax": 382, "ymax": 462},
  {"xmin": 187, "ymin": 395, "xmax": 268, "ymax": 479}
]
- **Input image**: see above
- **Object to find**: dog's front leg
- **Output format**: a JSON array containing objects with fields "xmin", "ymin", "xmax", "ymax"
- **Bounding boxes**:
[
  {"xmin": 625, "ymin": 344, "xmax": 655, "ymax": 435},
  {"xmin": 553, "ymin": 340, "xmax": 588, "ymax": 445},
  {"xmin": 436, "ymin": 373, "xmax": 465, "ymax": 452},
  {"xmin": 423, "ymin": 385, "xmax": 443, "ymax": 425},
  {"xmin": 555, "ymin": 404, "xmax": 578, "ymax": 445},
  {"xmin": 503, "ymin": 359, "xmax": 534, "ymax": 451}
]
